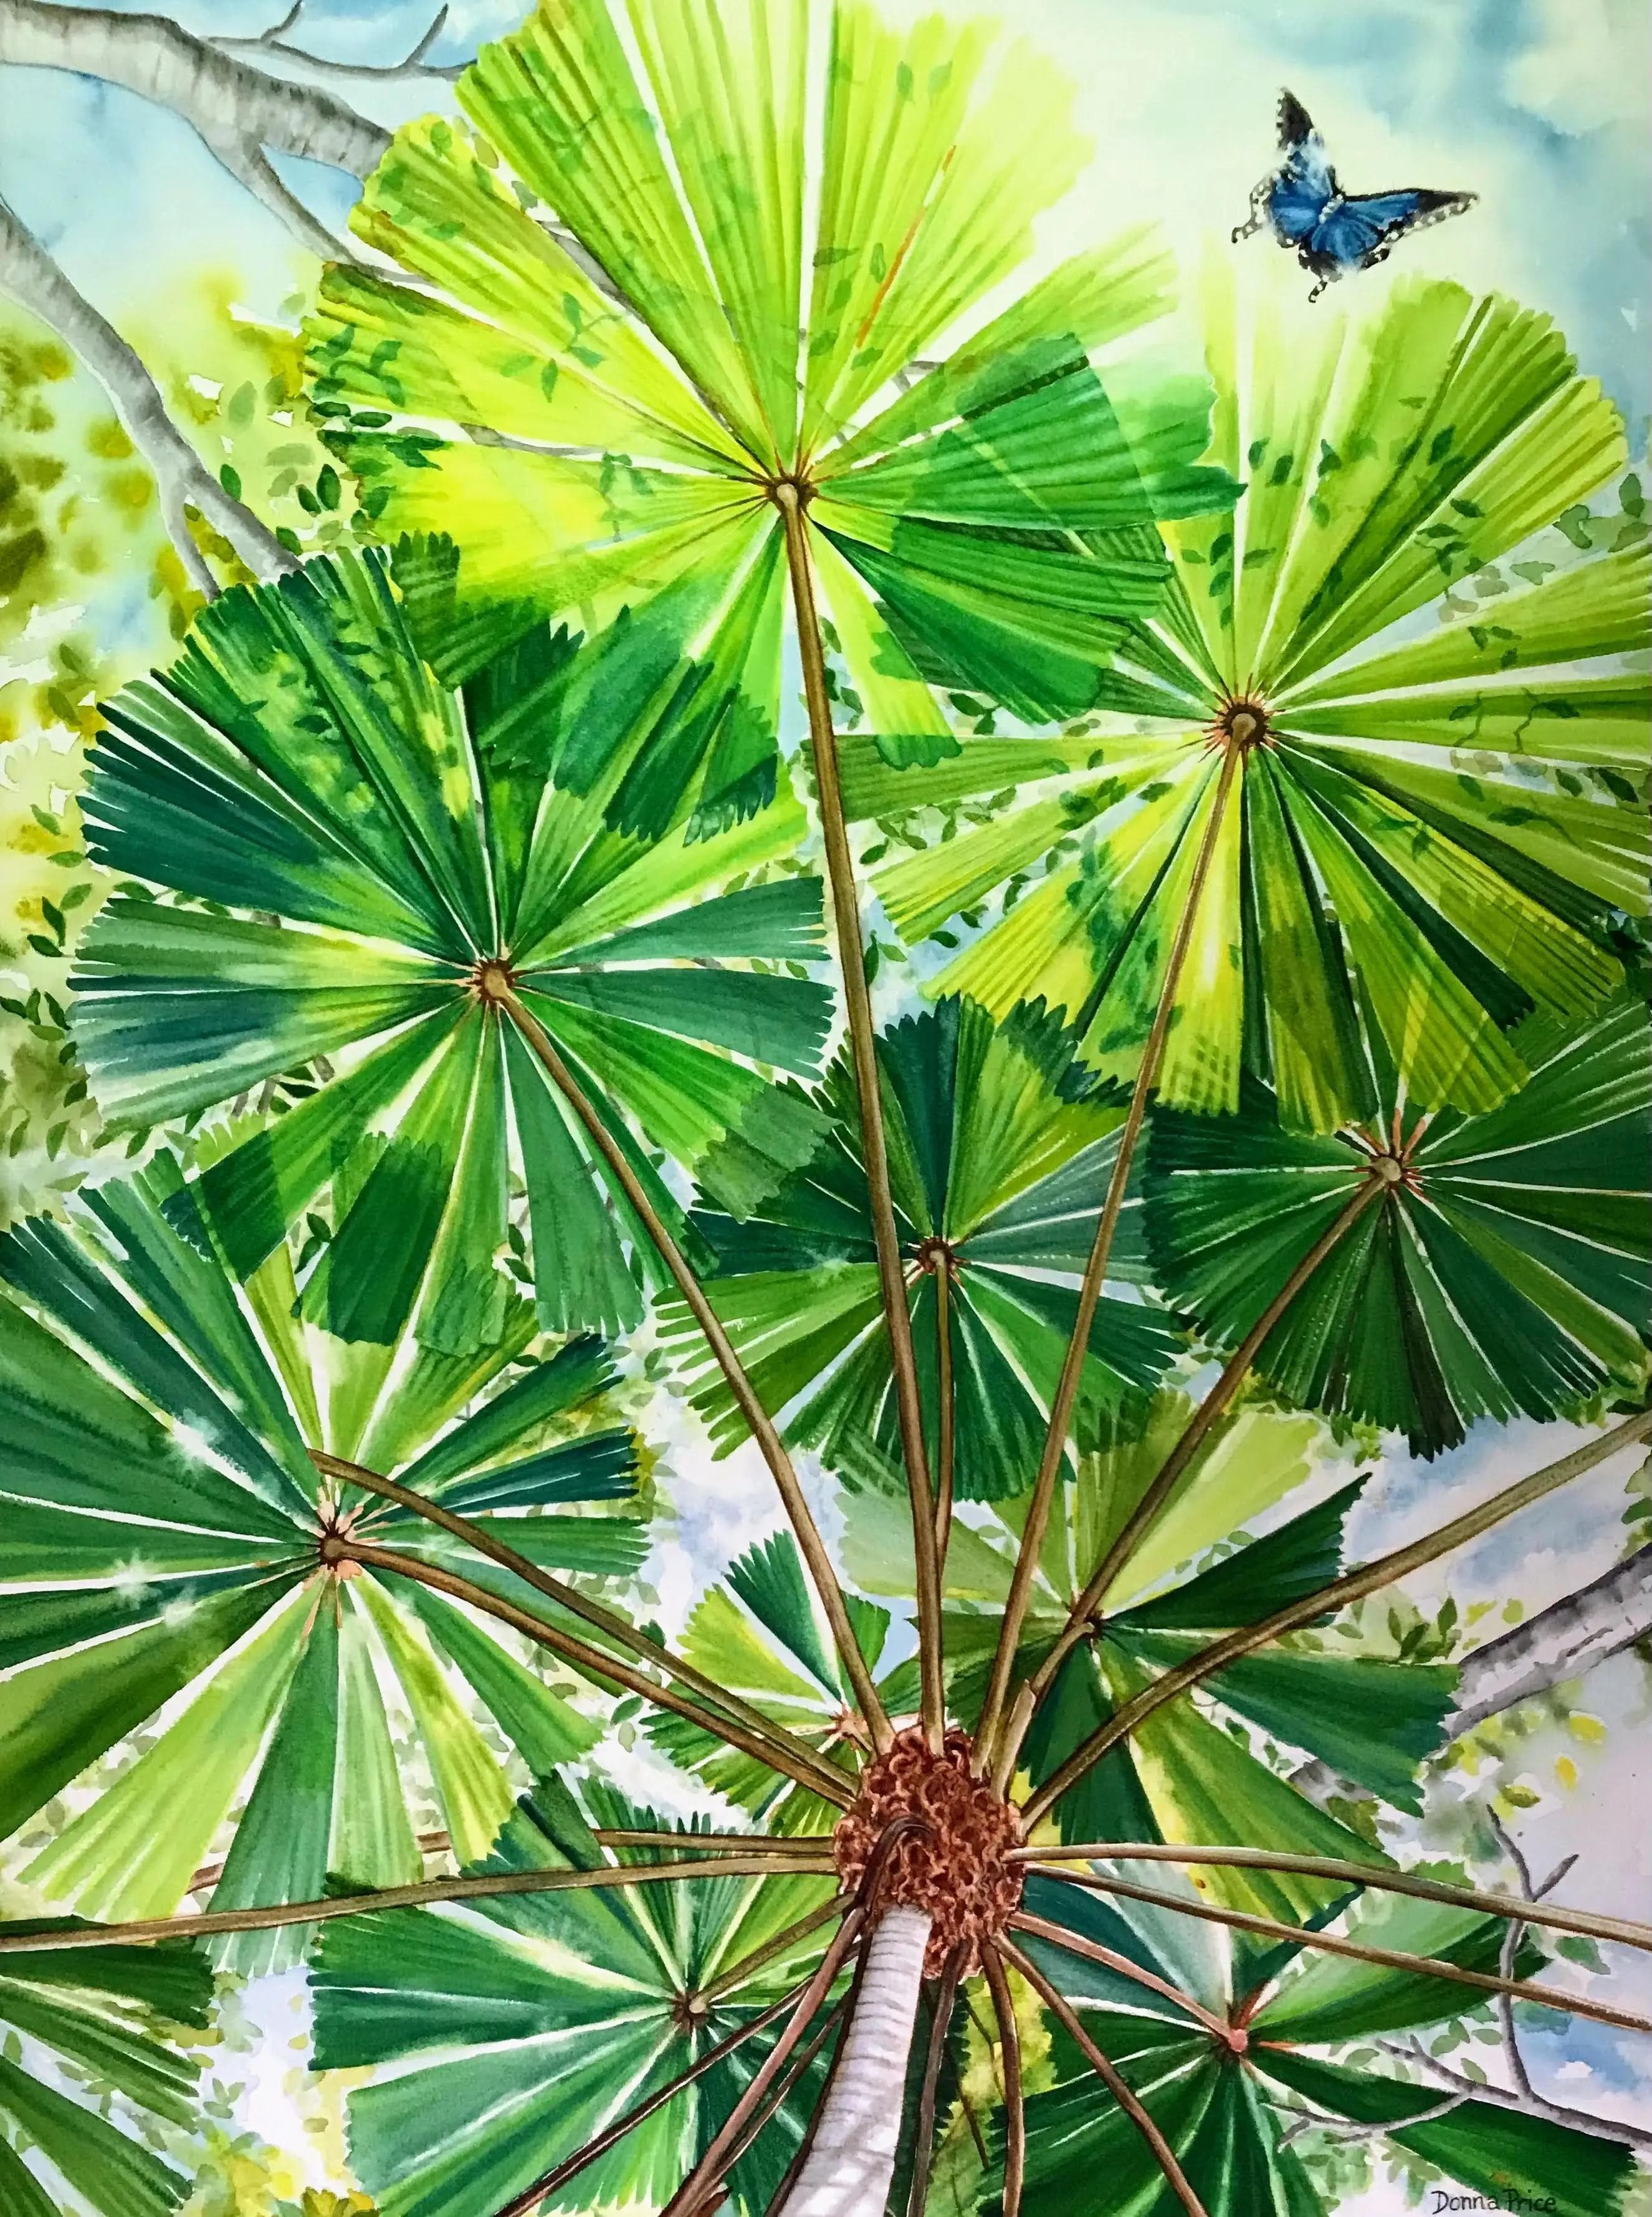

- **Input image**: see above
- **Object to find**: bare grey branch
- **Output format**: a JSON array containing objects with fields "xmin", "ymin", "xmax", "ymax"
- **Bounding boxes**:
[
  {"xmin": 1448, "ymin": 1540, "xmax": 1652, "ymax": 1737},
  {"xmin": 212, "ymin": 0, "xmax": 465, "ymax": 87}
]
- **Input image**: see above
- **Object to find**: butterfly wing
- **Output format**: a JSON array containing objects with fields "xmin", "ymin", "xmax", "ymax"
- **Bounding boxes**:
[
  {"xmin": 1266, "ymin": 88, "xmax": 1337, "ymax": 244},
  {"xmin": 1308, "ymin": 187, "xmax": 1476, "ymax": 272}
]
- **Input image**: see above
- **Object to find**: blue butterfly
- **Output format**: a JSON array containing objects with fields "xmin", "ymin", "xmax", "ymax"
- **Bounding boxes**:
[{"xmin": 1234, "ymin": 90, "xmax": 1476, "ymax": 301}]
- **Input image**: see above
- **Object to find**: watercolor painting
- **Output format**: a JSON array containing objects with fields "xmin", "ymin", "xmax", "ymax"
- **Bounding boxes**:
[{"xmin": 0, "ymin": 2, "xmax": 1648, "ymax": 2214}]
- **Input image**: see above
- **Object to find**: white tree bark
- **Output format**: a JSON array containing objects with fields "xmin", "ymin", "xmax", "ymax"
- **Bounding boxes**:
[
  {"xmin": 778, "ymin": 1905, "xmax": 932, "ymax": 2217},
  {"xmin": 0, "ymin": 192, "xmax": 296, "ymax": 593},
  {"xmin": 1445, "ymin": 1542, "xmax": 1652, "ymax": 1736},
  {"xmin": 0, "ymin": 0, "xmax": 389, "ymax": 257}
]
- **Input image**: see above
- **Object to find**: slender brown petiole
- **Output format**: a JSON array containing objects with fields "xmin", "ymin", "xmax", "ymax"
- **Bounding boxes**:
[
  {"xmin": 906, "ymin": 1948, "xmax": 965, "ymax": 2217},
  {"xmin": 1037, "ymin": 1868, "xmax": 1652, "ymax": 2038},
  {"xmin": 657, "ymin": 1909, "xmax": 866, "ymax": 2217},
  {"xmin": 1008, "ymin": 1910, "xmax": 1232, "ymax": 2038},
  {"xmin": 488, "ymin": 1971, "xmax": 823, "ymax": 2217},
  {"xmin": 1011, "ymin": 1845, "xmax": 1652, "ymax": 1955},
  {"xmin": 997, "ymin": 1935, "xmax": 1211, "ymax": 2217},
  {"xmin": 719, "ymin": 1986, "xmax": 856, "ymax": 2186},
  {"xmin": 312, "ymin": 1451, "xmax": 852, "ymax": 1801},
  {"xmin": 980, "ymin": 1943, "xmax": 1026, "ymax": 2217},
  {"xmin": 1020, "ymin": 1406, "xmax": 1652, "ymax": 1829},
  {"xmin": 996, "ymin": 1171, "xmax": 1385, "ymax": 1781},
  {"xmin": 337, "ymin": 1539, "xmax": 854, "ymax": 1806},
  {"xmin": 594, "ymin": 1831, "xmax": 839, "ymax": 1856},
  {"xmin": 501, "ymin": 986, "xmax": 892, "ymax": 1750},
  {"xmin": 0, "ymin": 1857, "xmax": 840, "ymax": 1957},
  {"xmin": 976, "ymin": 743, "xmax": 1243, "ymax": 1779},
  {"xmin": 776, "ymin": 480, "xmax": 945, "ymax": 1753},
  {"xmin": 934, "ymin": 1249, "xmax": 957, "ymax": 1566}
]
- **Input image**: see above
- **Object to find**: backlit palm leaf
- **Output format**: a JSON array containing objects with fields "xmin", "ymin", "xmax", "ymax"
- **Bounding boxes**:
[
  {"xmin": 1008, "ymin": 1877, "xmax": 1636, "ymax": 2217},
  {"xmin": 846, "ymin": 275, "xmax": 1649, "ymax": 1127},
  {"xmin": 1145, "ymin": 992, "xmax": 1651, "ymax": 1454},
  {"xmin": 305, "ymin": 0, "xmax": 1235, "ymax": 743},
  {"xmin": 69, "ymin": 544, "xmax": 834, "ymax": 1344},
  {"xmin": 308, "ymin": 1778, "xmax": 841, "ymax": 2217},
  {"xmin": 0, "ymin": 1158, "xmax": 643, "ymax": 1953},
  {"xmin": 0, "ymin": 1930, "xmax": 211, "ymax": 2216},
  {"xmin": 659, "ymin": 996, "xmax": 1181, "ymax": 1495},
  {"xmin": 843, "ymin": 1401, "xmax": 1454, "ymax": 1886}
]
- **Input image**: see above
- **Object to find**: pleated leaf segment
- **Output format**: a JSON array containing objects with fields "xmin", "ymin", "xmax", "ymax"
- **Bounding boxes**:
[
  {"xmin": 308, "ymin": 1776, "xmax": 843, "ymax": 2217},
  {"xmin": 70, "ymin": 543, "xmax": 835, "ymax": 1347},
  {"xmin": 644, "ymin": 1529, "xmax": 908, "ymax": 1829},
  {"xmin": 846, "ymin": 1400, "xmax": 1454, "ymax": 1879},
  {"xmin": 0, "ymin": 1930, "xmax": 211, "ymax": 2217},
  {"xmin": 657, "ymin": 994, "xmax": 1182, "ymax": 1495},
  {"xmin": 0, "ymin": 1156, "xmax": 646, "ymax": 1953},
  {"xmin": 1005, "ymin": 1874, "xmax": 1636, "ymax": 2217},
  {"xmin": 1144, "ymin": 991, "xmax": 1651, "ymax": 1456},
  {"xmin": 305, "ymin": 0, "xmax": 1237, "ymax": 734},
  {"xmin": 843, "ymin": 272, "xmax": 1650, "ymax": 1127}
]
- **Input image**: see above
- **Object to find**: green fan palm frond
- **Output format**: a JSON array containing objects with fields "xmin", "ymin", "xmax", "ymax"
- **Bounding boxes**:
[
  {"xmin": 846, "ymin": 274, "xmax": 1649, "ymax": 1128},
  {"xmin": 0, "ymin": 1930, "xmax": 211, "ymax": 2216},
  {"xmin": 1144, "ymin": 991, "xmax": 1651, "ymax": 1456},
  {"xmin": 658, "ymin": 995, "xmax": 1182, "ymax": 1499},
  {"xmin": 0, "ymin": 1158, "xmax": 646, "ymax": 1952},
  {"xmin": 1004, "ymin": 1874, "xmax": 1638, "ymax": 2217},
  {"xmin": 69, "ymin": 542, "xmax": 834, "ymax": 1347},
  {"xmin": 305, "ymin": 0, "xmax": 1236, "ymax": 737},
  {"xmin": 844, "ymin": 1402, "xmax": 1454, "ymax": 1867},
  {"xmin": 308, "ymin": 1779, "xmax": 843, "ymax": 2217}
]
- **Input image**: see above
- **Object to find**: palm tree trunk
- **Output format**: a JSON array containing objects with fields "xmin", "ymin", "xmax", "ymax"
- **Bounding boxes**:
[{"xmin": 775, "ymin": 1906, "xmax": 933, "ymax": 2217}]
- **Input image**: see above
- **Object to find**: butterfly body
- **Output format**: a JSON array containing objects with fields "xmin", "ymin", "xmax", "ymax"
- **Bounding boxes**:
[{"xmin": 1235, "ymin": 91, "xmax": 1475, "ymax": 300}]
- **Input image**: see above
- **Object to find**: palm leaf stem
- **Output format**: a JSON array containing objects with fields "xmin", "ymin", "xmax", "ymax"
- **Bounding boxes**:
[
  {"xmin": 697, "ymin": 1893, "xmax": 856, "ymax": 2008},
  {"xmin": 760, "ymin": 1913, "xmax": 879, "ymax": 2216},
  {"xmin": 312, "ymin": 1451, "xmax": 844, "ymax": 1796},
  {"xmin": 998, "ymin": 1933, "xmax": 1211, "ymax": 2217},
  {"xmin": 502, "ymin": 986, "xmax": 892, "ymax": 1748},
  {"xmin": 1022, "ymin": 1406, "xmax": 1652, "ymax": 1827},
  {"xmin": 778, "ymin": 483, "xmax": 944, "ymax": 1751},
  {"xmin": 1008, "ymin": 1910, "xmax": 1233, "ymax": 2038},
  {"xmin": 721, "ymin": 1986, "xmax": 857, "ymax": 2192},
  {"xmin": 0, "ymin": 1857, "xmax": 839, "ymax": 1957},
  {"xmin": 981, "ymin": 1943, "xmax": 1026, "ymax": 2217},
  {"xmin": 594, "ymin": 1831, "xmax": 839, "ymax": 1856},
  {"xmin": 489, "ymin": 1970, "xmax": 827, "ymax": 2217},
  {"xmin": 996, "ymin": 1171, "xmax": 1391, "ymax": 1783},
  {"xmin": 1027, "ymin": 1874, "xmax": 1652, "ymax": 2037},
  {"xmin": 339, "ymin": 1539, "xmax": 855, "ymax": 1805},
  {"xmin": 905, "ymin": 1948, "xmax": 966, "ymax": 2217},
  {"xmin": 1011, "ymin": 1848, "xmax": 1652, "ymax": 1955},
  {"xmin": 935, "ymin": 1254, "xmax": 957, "ymax": 1565},
  {"xmin": 659, "ymin": 1906, "xmax": 867, "ymax": 2217},
  {"xmin": 975, "ymin": 741, "xmax": 1244, "ymax": 1779}
]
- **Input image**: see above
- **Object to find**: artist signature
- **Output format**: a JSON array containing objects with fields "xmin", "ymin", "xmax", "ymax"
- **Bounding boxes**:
[{"xmin": 1428, "ymin": 2197, "xmax": 1559, "ymax": 2214}]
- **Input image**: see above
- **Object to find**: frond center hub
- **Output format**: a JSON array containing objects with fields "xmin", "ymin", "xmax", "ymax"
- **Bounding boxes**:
[
  {"xmin": 834, "ymin": 1729, "xmax": 1023, "ymax": 1975},
  {"xmin": 472, "ymin": 957, "xmax": 518, "ymax": 1006},
  {"xmin": 1213, "ymin": 694, "xmax": 1272, "ymax": 752}
]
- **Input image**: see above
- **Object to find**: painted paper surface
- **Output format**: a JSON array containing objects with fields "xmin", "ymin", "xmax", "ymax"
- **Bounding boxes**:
[{"xmin": 0, "ymin": 3, "xmax": 1646, "ymax": 2213}]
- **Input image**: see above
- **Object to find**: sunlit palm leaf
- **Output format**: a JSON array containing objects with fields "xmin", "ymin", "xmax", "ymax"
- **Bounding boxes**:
[
  {"xmin": 1145, "ymin": 993, "xmax": 1651, "ymax": 1454},
  {"xmin": 644, "ymin": 1530, "xmax": 907, "ymax": 1827},
  {"xmin": 306, "ymin": 0, "xmax": 1235, "ymax": 738},
  {"xmin": 0, "ymin": 1930, "xmax": 210, "ymax": 2216},
  {"xmin": 847, "ymin": 276, "xmax": 1648, "ymax": 1126},
  {"xmin": 308, "ymin": 1777, "xmax": 841, "ymax": 2217},
  {"xmin": 843, "ymin": 1400, "xmax": 1451, "ymax": 1894},
  {"xmin": 1007, "ymin": 1879, "xmax": 1636, "ymax": 2217},
  {"xmin": 658, "ymin": 996, "xmax": 1181, "ymax": 1494},
  {"xmin": 0, "ymin": 1159, "xmax": 643, "ymax": 1953},
  {"xmin": 70, "ymin": 544, "xmax": 834, "ymax": 1345}
]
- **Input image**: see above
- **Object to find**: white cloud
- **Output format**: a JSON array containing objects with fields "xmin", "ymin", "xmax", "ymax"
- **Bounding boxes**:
[{"xmin": 1504, "ymin": 0, "xmax": 1652, "ymax": 133}]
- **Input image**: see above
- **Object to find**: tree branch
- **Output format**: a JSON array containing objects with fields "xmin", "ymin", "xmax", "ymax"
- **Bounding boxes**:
[
  {"xmin": 1386, "ymin": 2038, "xmax": 1652, "ymax": 2155},
  {"xmin": 0, "ymin": 190, "xmax": 295, "ymax": 594},
  {"xmin": 211, "ymin": 0, "xmax": 464, "ymax": 87},
  {"xmin": 1020, "ymin": 1408, "xmax": 1652, "ymax": 1829},
  {"xmin": 1448, "ymin": 1537, "xmax": 1652, "ymax": 1737},
  {"xmin": 0, "ymin": 0, "xmax": 388, "ymax": 259}
]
